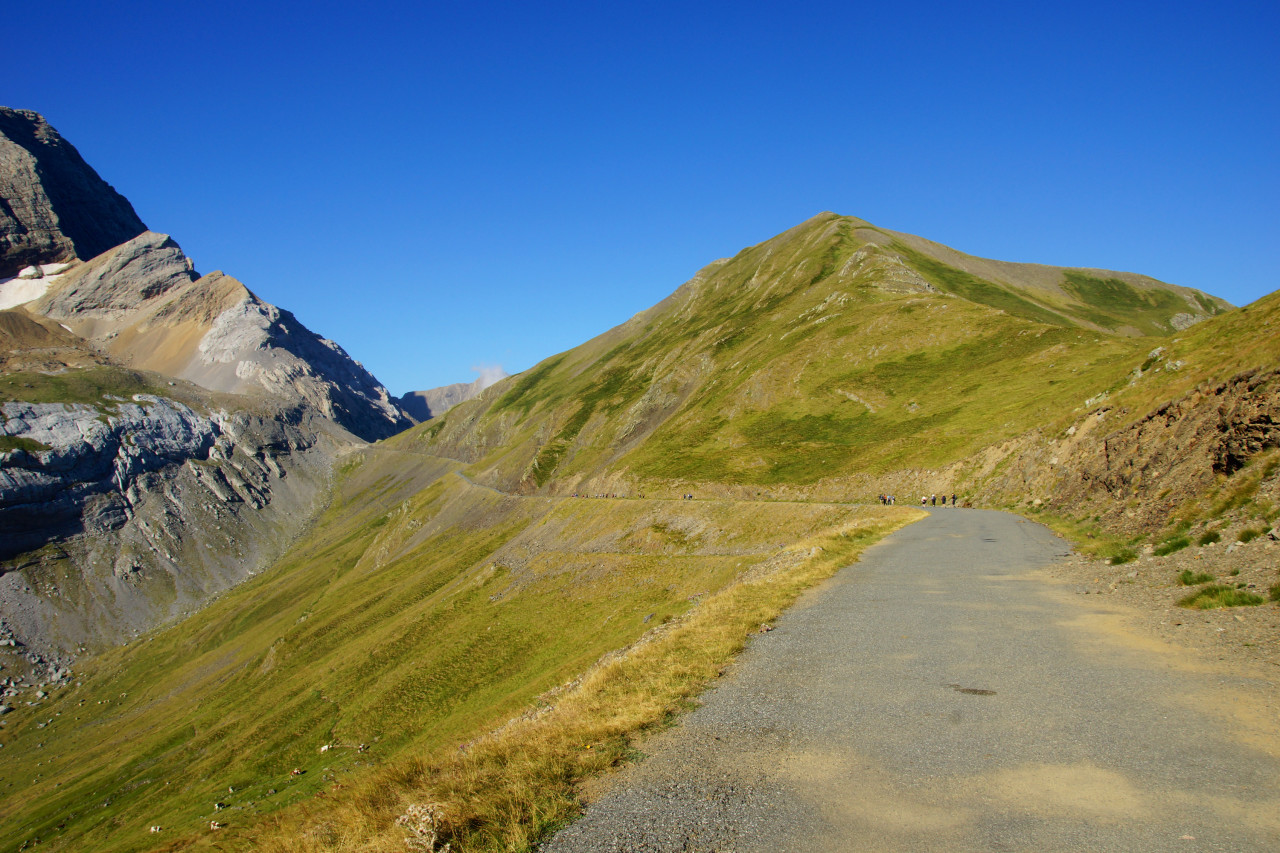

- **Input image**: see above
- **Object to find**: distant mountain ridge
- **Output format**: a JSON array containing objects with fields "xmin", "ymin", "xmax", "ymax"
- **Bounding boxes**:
[{"xmin": 398, "ymin": 368, "xmax": 510, "ymax": 422}]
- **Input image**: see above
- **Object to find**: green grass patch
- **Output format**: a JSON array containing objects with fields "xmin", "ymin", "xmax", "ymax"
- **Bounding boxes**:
[
  {"xmin": 1030, "ymin": 512, "xmax": 1139, "ymax": 563},
  {"xmin": 1197, "ymin": 530, "xmax": 1221, "ymax": 546},
  {"xmin": 1178, "ymin": 585, "xmax": 1265, "ymax": 609},
  {"xmin": 1108, "ymin": 547, "xmax": 1138, "ymax": 565},
  {"xmin": 1153, "ymin": 536, "xmax": 1190, "ymax": 556},
  {"xmin": 1238, "ymin": 527, "xmax": 1264, "ymax": 543},
  {"xmin": 1060, "ymin": 271, "xmax": 1186, "ymax": 335},
  {"xmin": 1177, "ymin": 569, "xmax": 1215, "ymax": 586},
  {"xmin": 0, "ymin": 434, "xmax": 51, "ymax": 453},
  {"xmin": 0, "ymin": 367, "xmax": 168, "ymax": 407},
  {"xmin": 1208, "ymin": 466, "xmax": 1267, "ymax": 517},
  {"xmin": 490, "ymin": 355, "xmax": 568, "ymax": 417},
  {"xmin": 892, "ymin": 242, "xmax": 1070, "ymax": 327}
]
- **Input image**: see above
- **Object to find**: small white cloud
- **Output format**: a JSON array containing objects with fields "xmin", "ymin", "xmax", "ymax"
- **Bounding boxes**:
[{"xmin": 471, "ymin": 364, "xmax": 509, "ymax": 390}]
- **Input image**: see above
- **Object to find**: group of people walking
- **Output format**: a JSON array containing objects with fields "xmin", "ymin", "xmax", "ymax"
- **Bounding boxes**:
[{"xmin": 877, "ymin": 493, "xmax": 960, "ymax": 507}]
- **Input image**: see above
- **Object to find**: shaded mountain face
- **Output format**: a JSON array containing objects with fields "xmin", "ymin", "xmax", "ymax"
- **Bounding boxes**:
[
  {"xmin": 0, "ymin": 107, "xmax": 147, "ymax": 278},
  {"xmin": 398, "ymin": 369, "xmax": 510, "ymax": 421}
]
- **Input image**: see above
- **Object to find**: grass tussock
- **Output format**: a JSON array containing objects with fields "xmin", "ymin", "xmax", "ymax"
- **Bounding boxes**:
[
  {"xmin": 1107, "ymin": 548, "xmax": 1138, "ymax": 565},
  {"xmin": 1178, "ymin": 585, "xmax": 1265, "ymax": 609},
  {"xmin": 1154, "ymin": 536, "xmax": 1191, "ymax": 556},
  {"xmin": 1177, "ymin": 569, "xmax": 1215, "ymax": 586},
  {"xmin": 245, "ymin": 511, "xmax": 921, "ymax": 853},
  {"xmin": 1237, "ymin": 527, "xmax": 1265, "ymax": 544}
]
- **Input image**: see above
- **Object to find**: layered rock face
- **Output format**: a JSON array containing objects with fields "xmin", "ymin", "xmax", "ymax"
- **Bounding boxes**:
[
  {"xmin": 0, "ymin": 109, "xmax": 412, "ymax": 672},
  {"xmin": 0, "ymin": 392, "xmax": 341, "ymax": 672},
  {"xmin": 0, "ymin": 108, "xmax": 147, "ymax": 278},
  {"xmin": 32, "ymin": 231, "xmax": 410, "ymax": 441},
  {"xmin": 969, "ymin": 366, "xmax": 1280, "ymax": 537},
  {"xmin": 0, "ymin": 397, "xmax": 219, "ymax": 557}
]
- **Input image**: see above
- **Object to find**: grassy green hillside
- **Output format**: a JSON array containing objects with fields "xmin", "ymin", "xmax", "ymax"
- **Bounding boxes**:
[
  {"xmin": 2, "ymin": 211, "xmax": 1270, "ymax": 853},
  {"xmin": 420, "ymin": 213, "xmax": 1223, "ymax": 494},
  {"xmin": 0, "ymin": 441, "xmax": 909, "ymax": 852}
]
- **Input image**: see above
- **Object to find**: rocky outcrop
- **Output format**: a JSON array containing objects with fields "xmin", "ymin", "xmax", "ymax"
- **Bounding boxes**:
[
  {"xmin": 972, "ymin": 368, "xmax": 1280, "ymax": 536},
  {"xmin": 0, "ymin": 107, "xmax": 147, "ymax": 278},
  {"xmin": 0, "ymin": 392, "xmax": 342, "ymax": 668},
  {"xmin": 0, "ymin": 396, "xmax": 220, "ymax": 557},
  {"xmin": 33, "ymin": 231, "xmax": 197, "ymax": 322},
  {"xmin": 192, "ymin": 289, "xmax": 411, "ymax": 441},
  {"xmin": 30, "ymin": 232, "xmax": 411, "ymax": 441}
]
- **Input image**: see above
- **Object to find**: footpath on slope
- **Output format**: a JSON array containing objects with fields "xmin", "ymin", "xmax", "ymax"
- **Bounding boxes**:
[{"xmin": 540, "ymin": 508, "xmax": 1280, "ymax": 853}]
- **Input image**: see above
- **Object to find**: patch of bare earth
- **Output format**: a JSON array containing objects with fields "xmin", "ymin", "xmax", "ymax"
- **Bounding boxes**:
[{"xmin": 1046, "ymin": 531, "xmax": 1280, "ymax": 674}]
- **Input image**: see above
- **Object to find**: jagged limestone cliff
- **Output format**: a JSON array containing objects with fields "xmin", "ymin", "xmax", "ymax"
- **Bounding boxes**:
[{"xmin": 0, "ymin": 109, "xmax": 412, "ymax": 671}]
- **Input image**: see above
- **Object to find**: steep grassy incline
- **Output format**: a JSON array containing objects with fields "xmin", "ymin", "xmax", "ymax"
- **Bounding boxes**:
[
  {"xmin": 0, "ymin": 440, "xmax": 906, "ymax": 853},
  {"xmin": 969, "ymin": 287, "xmax": 1280, "ymax": 547},
  {"xmin": 419, "ymin": 213, "xmax": 1220, "ymax": 495}
]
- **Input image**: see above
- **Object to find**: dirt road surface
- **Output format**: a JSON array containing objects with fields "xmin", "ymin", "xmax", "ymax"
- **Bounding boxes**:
[{"xmin": 540, "ymin": 509, "xmax": 1280, "ymax": 852}]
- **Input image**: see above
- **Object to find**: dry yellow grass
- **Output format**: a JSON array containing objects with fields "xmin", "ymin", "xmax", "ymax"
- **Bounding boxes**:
[{"xmin": 228, "ymin": 507, "xmax": 921, "ymax": 853}]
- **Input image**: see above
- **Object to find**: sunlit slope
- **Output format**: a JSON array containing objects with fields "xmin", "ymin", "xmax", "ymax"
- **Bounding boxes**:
[
  {"xmin": 0, "ymin": 440, "xmax": 899, "ymax": 853},
  {"xmin": 420, "ymin": 213, "xmax": 1222, "ymax": 491},
  {"xmin": 972, "ymin": 285, "xmax": 1280, "ymax": 539}
]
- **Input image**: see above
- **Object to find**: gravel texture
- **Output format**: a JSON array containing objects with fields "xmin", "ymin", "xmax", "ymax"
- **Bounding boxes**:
[
  {"xmin": 540, "ymin": 509, "xmax": 1280, "ymax": 852},
  {"xmin": 1045, "ymin": 528, "xmax": 1280, "ymax": 674}
]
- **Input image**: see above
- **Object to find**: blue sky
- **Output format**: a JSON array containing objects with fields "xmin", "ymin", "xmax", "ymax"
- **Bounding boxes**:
[{"xmin": 7, "ymin": 1, "xmax": 1278, "ymax": 394}]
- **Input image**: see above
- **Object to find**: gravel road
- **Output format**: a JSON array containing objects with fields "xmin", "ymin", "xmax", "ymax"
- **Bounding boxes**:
[{"xmin": 540, "ymin": 508, "xmax": 1280, "ymax": 852}]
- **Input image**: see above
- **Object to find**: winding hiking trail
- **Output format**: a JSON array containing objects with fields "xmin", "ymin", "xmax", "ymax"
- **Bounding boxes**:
[{"xmin": 541, "ymin": 509, "xmax": 1280, "ymax": 852}]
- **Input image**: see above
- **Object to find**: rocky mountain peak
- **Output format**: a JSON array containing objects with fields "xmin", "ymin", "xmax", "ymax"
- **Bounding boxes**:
[{"xmin": 0, "ymin": 107, "xmax": 147, "ymax": 278}]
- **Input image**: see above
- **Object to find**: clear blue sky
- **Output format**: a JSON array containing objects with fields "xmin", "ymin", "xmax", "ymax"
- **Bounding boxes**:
[{"xmin": 7, "ymin": 1, "xmax": 1278, "ymax": 394}]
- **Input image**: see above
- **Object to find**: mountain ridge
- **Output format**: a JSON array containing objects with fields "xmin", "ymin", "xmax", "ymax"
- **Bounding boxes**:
[
  {"xmin": 398, "ymin": 369, "xmax": 511, "ymax": 422},
  {"xmin": 413, "ymin": 212, "xmax": 1230, "ymax": 498},
  {"xmin": 0, "ymin": 107, "xmax": 147, "ymax": 278},
  {"xmin": 0, "ymin": 111, "xmax": 411, "ymax": 671}
]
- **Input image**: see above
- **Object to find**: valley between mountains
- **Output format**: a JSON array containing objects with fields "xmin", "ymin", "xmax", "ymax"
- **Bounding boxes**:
[{"xmin": 1, "ymin": 107, "xmax": 1278, "ymax": 852}]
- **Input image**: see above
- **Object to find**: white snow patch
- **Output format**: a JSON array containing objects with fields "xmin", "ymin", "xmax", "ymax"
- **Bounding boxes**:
[{"xmin": 0, "ymin": 264, "xmax": 72, "ymax": 310}]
